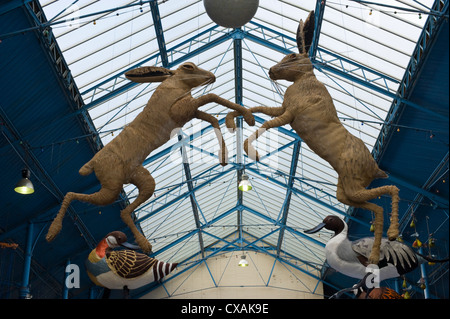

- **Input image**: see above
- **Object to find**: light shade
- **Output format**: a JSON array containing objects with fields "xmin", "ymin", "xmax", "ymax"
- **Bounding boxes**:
[
  {"xmin": 238, "ymin": 255, "xmax": 249, "ymax": 267},
  {"xmin": 14, "ymin": 168, "xmax": 34, "ymax": 195},
  {"xmin": 203, "ymin": 0, "xmax": 259, "ymax": 28},
  {"xmin": 238, "ymin": 174, "xmax": 252, "ymax": 192}
]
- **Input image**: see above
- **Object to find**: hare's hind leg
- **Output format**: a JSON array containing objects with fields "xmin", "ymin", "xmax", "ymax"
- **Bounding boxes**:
[
  {"xmin": 349, "ymin": 185, "xmax": 399, "ymax": 241},
  {"xmin": 245, "ymin": 111, "xmax": 294, "ymax": 161},
  {"xmin": 337, "ymin": 180, "xmax": 399, "ymax": 264},
  {"xmin": 120, "ymin": 166, "xmax": 155, "ymax": 254},
  {"xmin": 336, "ymin": 183, "xmax": 384, "ymax": 265}
]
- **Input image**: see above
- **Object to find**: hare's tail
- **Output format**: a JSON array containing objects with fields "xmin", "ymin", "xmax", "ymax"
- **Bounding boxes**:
[
  {"xmin": 374, "ymin": 168, "xmax": 388, "ymax": 179},
  {"xmin": 79, "ymin": 159, "xmax": 94, "ymax": 176}
]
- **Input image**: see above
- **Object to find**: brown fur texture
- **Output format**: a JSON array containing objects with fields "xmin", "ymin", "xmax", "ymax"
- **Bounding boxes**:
[
  {"xmin": 227, "ymin": 11, "xmax": 399, "ymax": 264},
  {"xmin": 46, "ymin": 62, "xmax": 255, "ymax": 253}
]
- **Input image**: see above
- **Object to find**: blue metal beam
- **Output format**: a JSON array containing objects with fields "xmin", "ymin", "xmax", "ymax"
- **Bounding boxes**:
[
  {"xmin": 20, "ymin": 222, "xmax": 34, "ymax": 299},
  {"xmin": 242, "ymin": 205, "xmax": 326, "ymax": 248},
  {"xmin": 143, "ymin": 117, "xmax": 228, "ymax": 166},
  {"xmin": 0, "ymin": 0, "xmax": 34, "ymax": 16},
  {"xmin": 243, "ymin": 26, "xmax": 396, "ymax": 95},
  {"xmin": 245, "ymin": 166, "xmax": 346, "ymax": 216},
  {"xmin": 349, "ymin": 0, "xmax": 448, "ymax": 16},
  {"xmin": 245, "ymin": 239, "xmax": 323, "ymax": 282},
  {"xmin": 0, "ymin": 1, "xmax": 158, "ymax": 39},
  {"xmin": 242, "ymin": 25, "xmax": 445, "ymax": 121},
  {"xmin": 0, "ymin": 106, "xmax": 96, "ymax": 250},
  {"xmin": 244, "ymin": 31, "xmax": 292, "ymax": 55},
  {"xmin": 148, "ymin": 205, "xmax": 239, "ymax": 257},
  {"xmin": 83, "ymin": 26, "xmax": 235, "ymax": 110},
  {"xmin": 388, "ymin": 174, "xmax": 449, "ymax": 209},
  {"xmin": 134, "ymin": 112, "xmax": 373, "ymax": 237},
  {"xmin": 276, "ymin": 140, "xmax": 301, "ymax": 257},
  {"xmin": 372, "ymin": 0, "xmax": 450, "ymax": 162},
  {"xmin": 133, "ymin": 237, "xmax": 241, "ymax": 298},
  {"xmin": 178, "ymin": 133, "xmax": 205, "ymax": 258},
  {"xmin": 134, "ymin": 166, "xmax": 235, "ymax": 224},
  {"xmin": 149, "ymin": 1, "xmax": 168, "ymax": 67},
  {"xmin": 310, "ymin": 0, "xmax": 327, "ymax": 57},
  {"xmin": 202, "ymin": 230, "xmax": 242, "ymax": 250}
]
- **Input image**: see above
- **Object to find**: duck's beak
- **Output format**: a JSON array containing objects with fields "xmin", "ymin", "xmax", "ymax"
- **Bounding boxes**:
[
  {"xmin": 304, "ymin": 222, "xmax": 326, "ymax": 234},
  {"xmin": 120, "ymin": 242, "xmax": 141, "ymax": 250}
]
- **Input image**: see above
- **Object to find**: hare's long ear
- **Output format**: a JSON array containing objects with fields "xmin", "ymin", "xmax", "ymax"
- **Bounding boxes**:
[
  {"xmin": 125, "ymin": 66, "xmax": 174, "ymax": 83},
  {"xmin": 296, "ymin": 10, "xmax": 315, "ymax": 55}
]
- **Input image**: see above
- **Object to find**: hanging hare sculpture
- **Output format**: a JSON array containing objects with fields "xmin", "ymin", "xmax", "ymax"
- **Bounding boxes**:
[
  {"xmin": 226, "ymin": 11, "xmax": 399, "ymax": 264},
  {"xmin": 46, "ymin": 62, "xmax": 255, "ymax": 253}
]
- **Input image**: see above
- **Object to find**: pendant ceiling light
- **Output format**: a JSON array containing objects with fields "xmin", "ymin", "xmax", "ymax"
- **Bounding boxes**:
[
  {"xmin": 14, "ymin": 168, "xmax": 34, "ymax": 195},
  {"xmin": 238, "ymin": 174, "xmax": 252, "ymax": 192},
  {"xmin": 238, "ymin": 255, "xmax": 249, "ymax": 267}
]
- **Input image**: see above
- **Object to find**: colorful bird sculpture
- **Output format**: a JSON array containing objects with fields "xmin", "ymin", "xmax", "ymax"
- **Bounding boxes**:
[
  {"xmin": 86, "ymin": 231, "xmax": 177, "ymax": 298},
  {"xmin": 357, "ymin": 286, "xmax": 403, "ymax": 299},
  {"xmin": 304, "ymin": 215, "xmax": 448, "ymax": 282},
  {"xmin": 330, "ymin": 273, "xmax": 403, "ymax": 299}
]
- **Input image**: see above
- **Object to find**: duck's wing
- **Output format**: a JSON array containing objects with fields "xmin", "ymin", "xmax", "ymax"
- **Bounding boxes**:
[
  {"xmin": 352, "ymin": 237, "xmax": 418, "ymax": 274},
  {"xmin": 351, "ymin": 237, "xmax": 376, "ymax": 266},
  {"xmin": 106, "ymin": 250, "xmax": 157, "ymax": 279}
]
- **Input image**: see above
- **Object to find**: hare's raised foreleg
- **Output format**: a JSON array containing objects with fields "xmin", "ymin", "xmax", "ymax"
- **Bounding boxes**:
[
  {"xmin": 225, "ymin": 107, "xmax": 285, "ymax": 132},
  {"xmin": 195, "ymin": 94, "xmax": 255, "ymax": 127},
  {"xmin": 195, "ymin": 110, "xmax": 228, "ymax": 166},
  {"xmin": 245, "ymin": 111, "xmax": 294, "ymax": 161},
  {"xmin": 120, "ymin": 166, "xmax": 155, "ymax": 254}
]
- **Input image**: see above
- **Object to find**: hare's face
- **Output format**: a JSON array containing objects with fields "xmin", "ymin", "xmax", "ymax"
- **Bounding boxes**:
[
  {"xmin": 269, "ymin": 53, "xmax": 313, "ymax": 82},
  {"xmin": 176, "ymin": 62, "xmax": 216, "ymax": 88}
]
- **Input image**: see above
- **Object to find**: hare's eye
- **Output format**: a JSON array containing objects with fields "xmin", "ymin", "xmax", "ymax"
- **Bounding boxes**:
[
  {"xmin": 289, "ymin": 53, "xmax": 297, "ymax": 59},
  {"xmin": 183, "ymin": 64, "xmax": 195, "ymax": 70}
]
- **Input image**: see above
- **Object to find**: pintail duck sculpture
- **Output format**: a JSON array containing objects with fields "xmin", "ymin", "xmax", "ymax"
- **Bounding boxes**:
[
  {"xmin": 305, "ymin": 216, "xmax": 448, "ymax": 282},
  {"xmin": 86, "ymin": 231, "xmax": 177, "ymax": 298}
]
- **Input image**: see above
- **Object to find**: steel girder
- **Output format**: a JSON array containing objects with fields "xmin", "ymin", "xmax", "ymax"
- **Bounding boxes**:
[
  {"xmin": 276, "ymin": 140, "xmax": 301, "ymax": 257},
  {"xmin": 149, "ymin": 0, "xmax": 168, "ymax": 67},
  {"xmin": 178, "ymin": 133, "xmax": 206, "ymax": 258}
]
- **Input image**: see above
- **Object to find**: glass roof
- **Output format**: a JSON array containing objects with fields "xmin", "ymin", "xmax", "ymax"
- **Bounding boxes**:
[{"xmin": 39, "ymin": 0, "xmax": 434, "ymax": 274}]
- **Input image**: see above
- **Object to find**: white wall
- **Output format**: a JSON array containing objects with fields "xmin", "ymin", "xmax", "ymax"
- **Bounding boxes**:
[{"xmin": 141, "ymin": 250, "xmax": 324, "ymax": 299}]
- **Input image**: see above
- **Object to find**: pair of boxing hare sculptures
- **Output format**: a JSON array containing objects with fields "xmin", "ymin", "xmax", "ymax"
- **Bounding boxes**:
[{"xmin": 47, "ymin": 11, "xmax": 399, "ymax": 265}]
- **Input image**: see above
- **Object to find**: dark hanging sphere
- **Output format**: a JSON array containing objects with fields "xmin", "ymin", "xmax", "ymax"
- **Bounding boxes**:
[{"xmin": 203, "ymin": 0, "xmax": 259, "ymax": 28}]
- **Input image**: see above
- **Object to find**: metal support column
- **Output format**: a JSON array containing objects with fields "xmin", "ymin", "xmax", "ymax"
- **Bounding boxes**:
[
  {"xmin": 233, "ymin": 29, "xmax": 245, "ymax": 246},
  {"xmin": 20, "ymin": 222, "xmax": 34, "ymax": 299}
]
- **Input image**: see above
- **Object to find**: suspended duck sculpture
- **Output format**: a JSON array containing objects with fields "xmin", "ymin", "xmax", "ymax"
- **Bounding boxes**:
[
  {"xmin": 86, "ymin": 231, "xmax": 177, "ymax": 298},
  {"xmin": 305, "ymin": 215, "xmax": 448, "ymax": 282}
]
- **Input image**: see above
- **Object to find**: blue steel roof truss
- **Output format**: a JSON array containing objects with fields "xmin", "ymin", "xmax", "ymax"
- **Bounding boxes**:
[
  {"xmin": 129, "ymin": 0, "xmax": 448, "ymax": 298},
  {"xmin": 2, "ymin": 0, "xmax": 448, "ymax": 299}
]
